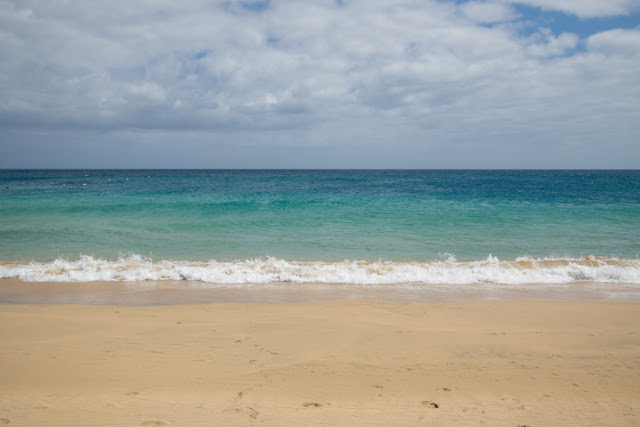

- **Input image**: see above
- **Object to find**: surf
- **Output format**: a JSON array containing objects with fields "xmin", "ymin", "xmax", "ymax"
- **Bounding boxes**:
[{"xmin": 1, "ymin": 254, "xmax": 639, "ymax": 285}]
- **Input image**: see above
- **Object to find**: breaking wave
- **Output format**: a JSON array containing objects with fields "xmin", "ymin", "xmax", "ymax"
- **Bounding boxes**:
[{"xmin": 1, "ymin": 254, "xmax": 639, "ymax": 285}]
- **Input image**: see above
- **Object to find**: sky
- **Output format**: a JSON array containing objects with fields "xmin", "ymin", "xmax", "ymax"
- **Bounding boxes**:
[{"xmin": 0, "ymin": 0, "xmax": 639, "ymax": 168}]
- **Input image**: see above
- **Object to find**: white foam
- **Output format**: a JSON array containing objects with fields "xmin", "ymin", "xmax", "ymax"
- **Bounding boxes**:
[{"xmin": 1, "ymin": 254, "xmax": 640, "ymax": 285}]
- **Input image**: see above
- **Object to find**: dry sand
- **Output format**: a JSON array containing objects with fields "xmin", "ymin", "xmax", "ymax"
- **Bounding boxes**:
[{"xmin": 1, "ymin": 295, "xmax": 639, "ymax": 425}]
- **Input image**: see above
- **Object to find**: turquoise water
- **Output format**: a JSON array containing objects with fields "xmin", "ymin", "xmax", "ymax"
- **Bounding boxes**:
[{"xmin": 1, "ymin": 170, "xmax": 639, "ymax": 284}]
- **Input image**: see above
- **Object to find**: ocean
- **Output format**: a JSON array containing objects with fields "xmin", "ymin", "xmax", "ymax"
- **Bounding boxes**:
[{"xmin": 1, "ymin": 169, "xmax": 639, "ymax": 286}]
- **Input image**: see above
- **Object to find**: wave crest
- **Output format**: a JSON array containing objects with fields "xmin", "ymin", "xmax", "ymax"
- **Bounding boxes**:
[{"xmin": 1, "ymin": 255, "xmax": 639, "ymax": 285}]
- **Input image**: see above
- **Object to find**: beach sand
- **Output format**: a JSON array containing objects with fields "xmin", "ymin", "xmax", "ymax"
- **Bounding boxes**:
[{"xmin": 0, "ymin": 284, "xmax": 639, "ymax": 425}]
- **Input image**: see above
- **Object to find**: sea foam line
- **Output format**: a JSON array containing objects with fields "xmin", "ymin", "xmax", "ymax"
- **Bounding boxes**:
[{"xmin": 1, "ymin": 255, "xmax": 639, "ymax": 285}]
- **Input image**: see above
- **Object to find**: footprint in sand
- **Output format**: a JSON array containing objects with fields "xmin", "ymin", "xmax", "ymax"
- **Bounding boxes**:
[
  {"xmin": 420, "ymin": 401, "xmax": 439, "ymax": 408},
  {"xmin": 0, "ymin": 418, "xmax": 9, "ymax": 425},
  {"xmin": 125, "ymin": 391, "xmax": 140, "ymax": 396},
  {"xmin": 140, "ymin": 422, "xmax": 168, "ymax": 426},
  {"xmin": 303, "ymin": 402, "xmax": 327, "ymax": 408},
  {"xmin": 236, "ymin": 389, "xmax": 252, "ymax": 400},
  {"xmin": 223, "ymin": 407, "xmax": 259, "ymax": 419},
  {"xmin": 253, "ymin": 344, "xmax": 279, "ymax": 355}
]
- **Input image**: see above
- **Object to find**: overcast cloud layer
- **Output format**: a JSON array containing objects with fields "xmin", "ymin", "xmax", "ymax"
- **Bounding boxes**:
[{"xmin": 1, "ymin": 0, "xmax": 639, "ymax": 168}]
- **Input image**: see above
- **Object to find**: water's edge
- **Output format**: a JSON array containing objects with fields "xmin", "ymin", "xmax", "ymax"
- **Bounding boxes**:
[{"xmin": 1, "ymin": 278, "xmax": 639, "ymax": 306}]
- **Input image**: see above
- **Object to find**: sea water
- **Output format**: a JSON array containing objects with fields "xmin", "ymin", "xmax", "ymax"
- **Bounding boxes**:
[{"xmin": 0, "ymin": 170, "xmax": 638, "ymax": 285}]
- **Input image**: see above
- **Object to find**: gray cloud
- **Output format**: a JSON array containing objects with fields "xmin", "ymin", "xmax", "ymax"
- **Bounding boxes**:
[{"xmin": 0, "ymin": 0, "xmax": 639, "ymax": 168}]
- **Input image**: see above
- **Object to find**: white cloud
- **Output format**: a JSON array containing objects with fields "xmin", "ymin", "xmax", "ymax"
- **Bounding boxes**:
[
  {"xmin": 127, "ymin": 82, "xmax": 167, "ymax": 102},
  {"xmin": 527, "ymin": 29, "xmax": 579, "ymax": 57},
  {"xmin": 587, "ymin": 28, "xmax": 640, "ymax": 56},
  {"xmin": 0, "ymin": 0, "xmax": 639, "ymax": 167},
  {"xmin": 460, "ymin": 1, "xmax": 516, "ymax": 23}
]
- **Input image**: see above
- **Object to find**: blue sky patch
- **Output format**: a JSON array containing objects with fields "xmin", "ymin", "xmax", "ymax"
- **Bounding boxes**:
[
  {"xmin": 193, "ymin": 50, "xmax": 211, "ymax": 60},
  {"xmin": 240, "ymin": 1, "xmax": 270, "ymax": 13},
  {"xmin": 513, "ymin": 4, "xmax": 640, "ymax": 39}
]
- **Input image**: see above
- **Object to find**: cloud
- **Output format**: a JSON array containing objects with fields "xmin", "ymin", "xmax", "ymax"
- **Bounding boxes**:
[
  {"xmin": 526, "ymin": 29, "xmax": 579, "ymax": 57},
  {"xmin": 0, "ymin": 0, "xmax": 639, "ymax": 167},
  {"xmin": 460, "ymin": 1, "xmax": 516, "ymax": 23},
  {"xmin": 587, "ymin": 28, "xmax": 640, "ymax": 55}
]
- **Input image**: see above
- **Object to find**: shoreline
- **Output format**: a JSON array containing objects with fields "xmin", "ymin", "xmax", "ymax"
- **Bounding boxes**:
[
  {"xmin": 1, "ymin": 299, "xmax": 639, "ymax": 425},
  {"xmin": 1, "ymin": 278, "xmax": 640, "ymax": 305},
  {"xmin": 2, "ymin": 255, "xmax": 640, "ymax": 286}
]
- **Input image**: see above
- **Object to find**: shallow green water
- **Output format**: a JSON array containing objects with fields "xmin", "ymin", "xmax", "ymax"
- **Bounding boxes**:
[{"xmin": 1, "ymin": 169, "xmax": 638, "ymax": 262}]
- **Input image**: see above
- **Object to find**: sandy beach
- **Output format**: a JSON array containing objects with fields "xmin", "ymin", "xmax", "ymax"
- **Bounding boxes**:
[{"xmin": 1, "ymin": 282, "xmax": 639, "ymax": 426}]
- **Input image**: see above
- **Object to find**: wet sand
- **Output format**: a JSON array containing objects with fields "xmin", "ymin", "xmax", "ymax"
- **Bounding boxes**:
[
  {"xmin": 0, "ymin": 280, "xmax": 639, "ymax": 425},
  {"xmin": 1, "ymin": 278, "xmax": 639, "ymax": 305}
]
